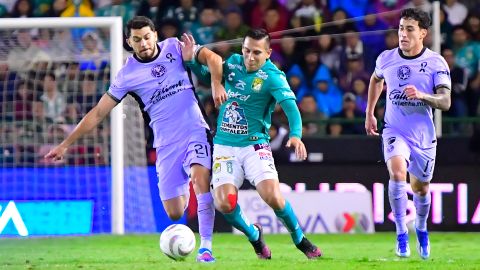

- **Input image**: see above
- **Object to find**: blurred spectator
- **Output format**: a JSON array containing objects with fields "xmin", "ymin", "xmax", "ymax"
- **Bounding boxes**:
[
  {"xmin": 158, "ymin": 18, "xmax": 180, "ymax": 39},
  {"xmin": 402, "ymin": 0, "xmax": 432, "ymax": 14},
  {"xmin": 384, "ymin": 29, "xmax": 398, "ymax": 50},
  {"xmin": 59, "ymin": 0, "xmax": 96, "ymax": 49},
  {"xmin": 7, "ymin": 29, "xmax": 51, "ymax": 70},
  {"xmin": 329, "ymin": 92, "xmax": 365, "ymax": 135},
  {"xmin": 316, "ymin": 32, "xmax": 342, "ymax": 76},
  {"xmin": 277, "ymin": 35, "xmax": 301, "ymax": 72},
  {"xmin": 0, "ymin": 0, "xmax": 15, "ymax": 13},
  {"xmin": 290, "ymin": 0, "xmax": 322, "ymax": 34},
  {"xmin": 262, "ymin": 7, "xmax": 287, "ymax": 52},
  {"xmin": 78, "ymin": 30, "xmax": 108, "ymax": 71},
  {"xmin": 452, "ymin": 25, "xmax": 480, "ymax": 115},
  {"xmin": 338, "ymin": 54, "xmax": 369, "ymax": 93},
  {"xmin": 464, "ymin": 12, "xmax": 480, "ymax": 41},
  {"xmin": 215, "ymin": 7, "xmax": 249, "ymax": 56},
  {"xmin": 13, "ymin": 80, "xmax": 36, "ymax": 120},
  {"xmin": 350, "ymin": 76, "xmax": 369, "ymax": 112},
  {"xmin": 298, "ymin": 94, "xmax": 326, "ymax": 136},
  {"xmin": 440, "ymin": 7, "xmax": 454, "ymax": 49},
  {"xmin": 66, "ymin": 72, "xmax": 102, "ymax": 122},
  {"xmin": 0, "ymin": 4, "xmax": 7, "ymax": 17},
  {"xmin": 269, "ymin": 120, "xmax": 289, "ymax": 151},
  {"xmin": 287, "ymin": 48, "xmax": 342, "ymax": 117},
  {"xmin": 373, "ymin": 0, "xmax": 408, "ymax": 28},
  {"xmin": 250, "ymin": 0, "xmax": 289, "ymax": 31},
  {"xmin": 10, "ymin": 0, "xmax": 34, "ymax": 17},
  {"xmin": 190, "ymin": 7, "xmax": 220, "ymax": 45},
  {"xmin": 136, "ymin": 0, "xmax": 171, "ymax": 29},
  {"xmin": 165, "ymin": 0, "xmax": 198, "ymax": 31},
  {"xmin": 355, "ymin": 8, "xmax": 388, "ymax": 73},
  {"xmin": 59, "ymin": 61, "xmax": 81, "ymax": 94},
  {"xmin": 340, "ymin": 30, "xmax": 365, "ymax": 73},
  {"xmin": 40, "ymin": 72, "xmax": 66, "ymax": 123},
  {"xmin": 0, "ymin": 62, "xmax": 17, "ymax": 107},
  {"xmin": 59, "ymin": 0, "xmax": 94, "ymax": 17},
  {"xmin": 202, "ymin": 96, "xmax": 218, "ymax": 134},
  {"xmin": 443, "ymin": 0, "xmax": 468, "ymax": 26},
  {"xmin": 33, "ymin": 0, "xmax": 54, "ymax": 16},
  {"xmin": 44, "ymin": 0, "xmax": 67, "ymax": 16},
  {"xmin": 96, "ymin": 0, "xmax": 135, "ymax": 26},
  {"xmin": 442, "ymin": 47, "xmax": 468, "ymax": 118}
]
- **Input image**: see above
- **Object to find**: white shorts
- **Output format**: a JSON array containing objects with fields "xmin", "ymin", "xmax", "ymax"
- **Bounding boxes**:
[
  {"xmin": 382, "ymin": 128, "xmax": 436, "ymax": 182},
  {"xmin": 211, "ymin": 143, "xmax": 279, "ymax": 189}
]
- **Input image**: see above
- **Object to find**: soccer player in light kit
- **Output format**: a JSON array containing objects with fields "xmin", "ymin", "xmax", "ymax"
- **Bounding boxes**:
[
  {"xmin": 182, "ymin": 29, "xmax": 322, "ymax": 260},
  {"xmin": 45, "ymin": 16, "xmax": 227, "ymax": 263},
  {"xmin": 365, "ymin": 8, "xmax": 451, "ymax": 259}
]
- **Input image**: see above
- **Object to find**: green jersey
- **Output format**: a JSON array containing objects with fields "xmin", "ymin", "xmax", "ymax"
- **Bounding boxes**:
[{"xmin": 215, "ymin": 54, "xmax": 296, "ymax": 147}]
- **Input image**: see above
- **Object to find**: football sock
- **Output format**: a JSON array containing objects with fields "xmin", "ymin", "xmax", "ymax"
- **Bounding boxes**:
[
  {"xmin": 413, "ymin": 192, "xmax": 431, "ymax": 232},
  {"xmin": 274, "ymin": 200, "xmax": 304, "ymax": 245},
  {"xmin": 222, "ymin": 204, "xmax": 259, "ymax": 242},
  {"xmin": 197, "ymin": 192, "xmax": 215, "ymax": 251},
  {"xmin": 388, "ymin": 180, "xmax": 408, "ymax": 235}
]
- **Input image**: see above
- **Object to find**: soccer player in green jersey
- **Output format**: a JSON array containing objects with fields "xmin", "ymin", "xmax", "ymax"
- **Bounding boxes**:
[{"xmin": 181, "ymin": 29, "xmax": 322, "ymax": 259}]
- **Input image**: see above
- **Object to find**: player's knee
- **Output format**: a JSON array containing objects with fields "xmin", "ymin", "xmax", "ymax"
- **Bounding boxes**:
[
  {"xmin": 166, "ymin": 209, "xmax": 184, "ymax": 221},
  {"xmin": 391, "ymin": 170, "xmax": 407, "ymax": 181},
  {"xmin": 264, "ymin": 194, "xmax": 285, "ymax": 210},
  {"xmin": 216, "ymin": 193, "xmax": 237, "ymax": 213}
]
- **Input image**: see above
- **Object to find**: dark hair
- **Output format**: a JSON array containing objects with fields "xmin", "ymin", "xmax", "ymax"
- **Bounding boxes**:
[
  {"xmin": 400, "ymin": 8, "xmax": 431, "ymax": 29},
  {"xmin": 244, "ymin": 28, "xmax": 271, "ymax": 47},
  {"xmin": 126, "ymin": 16, "xmax": 156, "ymax": 37},
  {"xmin": 44, "ymin": 71, "xmax": 55, "ymax": 81}
]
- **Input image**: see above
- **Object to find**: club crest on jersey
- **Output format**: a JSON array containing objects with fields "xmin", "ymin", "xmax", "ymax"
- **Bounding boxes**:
[
  {"xmin": 252, "ymin": 77, "xmax": 263, "ymax": 92},
  {"xmin": 397, "ymin": 65, "xmax": 411, "ymax": 80},
  {"xmin": 151, "ymin": 64, "xmax": 166, "ymax": 78}
]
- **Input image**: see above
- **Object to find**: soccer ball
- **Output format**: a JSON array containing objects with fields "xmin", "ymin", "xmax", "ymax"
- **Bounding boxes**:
[{"xmin": 159, "ymin": 224, "xmax": 196, "ymax": 260}]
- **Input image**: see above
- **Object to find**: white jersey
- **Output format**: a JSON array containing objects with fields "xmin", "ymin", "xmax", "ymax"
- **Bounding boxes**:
[{"xmin": 375, "ymin": 47, "xmax": 451, "ymax": 148}]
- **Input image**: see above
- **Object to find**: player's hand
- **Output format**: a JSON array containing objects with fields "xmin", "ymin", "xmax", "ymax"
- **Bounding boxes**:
[
  {"xmin": 404, "ymin": 85, "xmax": 425, "ymax": 100},
  {"xmin": 285, "ymin": 137, "xmax": 307, "ymax": 161},
  {"xmin": 180, "ymin": 33, "xmax": 196, "ymax": 62},
  {"xmin": 44, "ymin": 145, "xmax": 68, "ymax": 162},
  {"xmin": 365, "ymin": 114, "xmax": 379, "ymax": 136},
  {"xmin": 212, "ymin": 82, "xmax": 227, "ymax": 108}
]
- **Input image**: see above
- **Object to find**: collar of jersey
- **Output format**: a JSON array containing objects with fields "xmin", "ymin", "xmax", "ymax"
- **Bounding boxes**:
[
  {"xmin": 397, "ymin": 47, "xmax": 426, "ymax": 60},
  {"xmin": 133, "ymin": 44, "xmax": 161, "ymax": 63}
]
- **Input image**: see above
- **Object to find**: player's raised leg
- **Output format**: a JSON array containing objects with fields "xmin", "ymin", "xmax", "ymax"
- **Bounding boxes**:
[
  {"xmin": 387, "ymin": 156, "xmax": 410, "ymax": 257},
  {"xmin": 256, "ymin": 179, "xmax": 322, "ymax": 259},
  {"xmin": 410, "ymin": 175, "xmax": 431, "ymax": 259}
]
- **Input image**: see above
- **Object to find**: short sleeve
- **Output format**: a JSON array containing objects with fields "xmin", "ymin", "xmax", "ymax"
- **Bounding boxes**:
[
  {"xmin": 374, "ymin": 51, "xmax": 386, "ymax": 79},
  {"xmin": 433, "ymin": 57, "xmax": 451, "ymax": 90},
  {"xmin": 107, "ymin": 67, "xmax": 129, "ymax": 102}
]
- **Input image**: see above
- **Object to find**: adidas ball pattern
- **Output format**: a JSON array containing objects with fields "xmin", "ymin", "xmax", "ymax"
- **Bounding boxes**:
[{"xmin": 159, "ymin": 224, "xmax": 196, "ymax": 260}]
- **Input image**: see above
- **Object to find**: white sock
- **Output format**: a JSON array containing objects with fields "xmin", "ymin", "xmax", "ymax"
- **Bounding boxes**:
[
  {"xmin": 413, "ymin": 192, "xmax": 431, "ymax": 232},
  {"xmin": 388, "ymin": 180, "xmax": 408, "ymax": 235}
]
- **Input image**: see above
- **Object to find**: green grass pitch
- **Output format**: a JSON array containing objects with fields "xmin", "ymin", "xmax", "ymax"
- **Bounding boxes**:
[{"xmin": 1, "ymin": 232, "xmax": 479, "ymax": 270}]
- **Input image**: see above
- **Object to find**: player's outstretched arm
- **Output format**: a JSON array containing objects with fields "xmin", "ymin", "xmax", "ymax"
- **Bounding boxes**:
[
  {"xmin": 365, "ymin": 73, "xmax": 384, "ymax": 136},
  {"xmin": 181, "ymin": 33, "xmax": 227, "ymax": 107},
  {"xmin": 404, "ymin": 85, "xmax": 451, "ymax": 111},
  {"xmin": 279, "ymin": 99, "xmax": 307, "ymax": 160},
  {"xmin": 44, "ymin": 94, "xmax": 118, "ymax": 161}
]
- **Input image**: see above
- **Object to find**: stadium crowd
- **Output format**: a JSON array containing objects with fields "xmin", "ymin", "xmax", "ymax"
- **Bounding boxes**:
[{"xmin": 0, "ymin": 0, "xmax": 479, "ymax": 165}]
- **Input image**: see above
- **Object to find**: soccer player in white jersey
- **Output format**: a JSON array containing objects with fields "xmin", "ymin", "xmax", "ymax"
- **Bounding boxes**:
[
  {"xmin": 365, "ymin": 9, "xmax": 451, "ymax": 259},
  {"xmin": 45, "ymin": 16, "xmax": 228, "ymax": 263}
]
